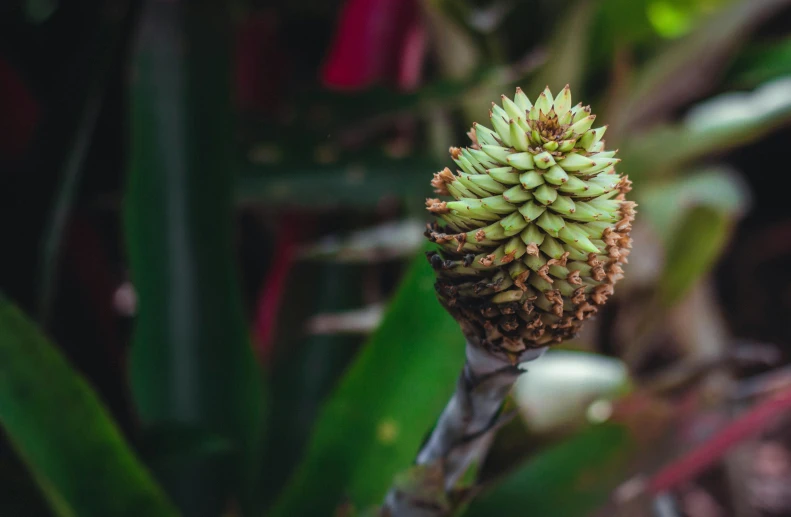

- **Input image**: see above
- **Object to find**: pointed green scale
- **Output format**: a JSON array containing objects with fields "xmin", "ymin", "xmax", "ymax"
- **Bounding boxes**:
[
  {"xmin": 558, "ymin": 175, "xmax": 589, "ymax": 194},
  {"xmin": 587, "ymin": 175, "xmax": 619, "ymax": 192},
  {"xmin": 480, "ymin": 195, "xmax": 517, "ymax": 214},
  {"xmin": 568, "ymin": 261, "xmax": 592, "ymax": 276},
  {"xmin": 508, "ymin": 260, "xmax": 529, "ymax": 279},
  {"xmin": 507, "ymin": 152, "xmax": 535, "ymax": 170},
  {"xmin": 558, "ymin": 109, "xmax": 573, "ymax": 126},
  {"xmin": 591, "ymin": 150, "xmax": 618, "ymax": 159},
  {"xmin": 490, "ymin": 113, "xmax": 513, "ymax": 147},
  {"xmin": 588, "ymin": 198, "xmax": 622, "ymax": 213},
  {"xmin": 536, "ymin": 210, "xmax": 565, "ymax": 237},
  {"xmin": 454, "ymin": 155, "xmax": 477, "ymax": 175},
  {"xmin": 572, "ymin": 106, "xmax": 591, "ymax": 123},
  {"xmin": 570, "ymin": 115, "xmax": 596, "ymax": 135},
  {"xmin": 534, "ymin": 151, "xmax": 556, "ymax": 169},
  {"xmin": 540, "ymin": 235, "xmax": 566, "ymax": 259},
  {"xmin": 558, "ymin": 152, "xmax": 595, "ymax": 172},
  {"xmin": 447, "ymin": 200, "xmax": 499, "ymax": 220},
  {"xmin": 558, "ymin": 139, "xmax": 576, "ymax": 152},
  {"xmin": 582, "ymin": 126, "xmax": 607, "ymax": 151},
  {"xmin": 559, "ymin": 224, "xmax": 599, "ymax": 253},
  {"xmin": 504, "ymin": 235, "xmax": 524, "ymax": 255},
  {"xmin": 461, "ymin": 149, "xmax": 488, "ymax": 173},
  {"xmin": 584, "ymin": 221, "xmax": 614, "ymax": 236},
  {"xmin": 487, "ymin": 166, "xmax": 521, "ymax": 185},
  {"xmin": 455, "ymin": 174, "xmax": 491, "ymax": 197},
  {"xmin": 468, "ymin": 174, "xmax": 508, "ymax": 194},
  {"xmin": 446, "ymin": 181, "xmax": 475, "ymax": 200},
  {"xmin": 500, "ymin": 210, "xmax": 530, "ymax": 235},
  {"xmin": 529, "ymin": 275, "xmax": 554, "ymax": 294},
  {"xmin": 549, "ymin": 194, "xmax": 576, "ymax": 215},
  {"xmin": 502, "ymin": 95, "xmax": 524, "ymax": 121},
  {"xmin": 472, "ymin": 246, "xmax": 505, "ymax": 270},
  {"xmin": 474, "ymin": 123, "xmax": 501, "ymax": 146},
  {"xmin": 534, "ymin": 184, "xmax": 558, "ymax": 205},
  {"xmin": 502, "ymin": 185, "xmax": 532, "ymax": 203},
  {"xmin": 543, "ymin": 165, "xmax": 569, "ymax": 185},
  {"xmin": 530, "ymin": 128, "xmax": 541, "ymax": 144},
  {"xmin": 563, "ymin": 244, "xmax": 589, "ymax": 261},
  {"xmin": 564, "ymin": 201, "xmax": 606, "ymax": 222},
  {"xmin": 468, "ymin": 148, "xmax": 499, "ymax": 168},
  {"xmin": 543, "ymin": 141, "xmax": 559, "ymax": 151},
  {"xmin": 534, "ymin": 86, "xmax": 553, "ymax": 114},
  {"xmin": 472, "ymin": 221, "xmax": 507, "ymax": 241},
  {"xmin": 520, "ymin": 171, "xmax": 545, "ymax": 189},
  {"xmin": 482, "ymin": 145, "xmax": 512, "ymax": 164},
  {"xmin": 524, "ymin": 252, "xmax": 547, "ymax": 272},
  {"xmin": 580, "ymin": 158, "xmax": 620, "ymax": 175},
  {"xmin": 492, "ymin": 103, "xmax": 509, "ymax": 121},
  {"xmin": 554, "ymin": 85, "xmax": 572, "ymax": 115},
  {"xmin": 516, "ymin": 117, "xmax": 530, "ymax": 132},
  {"xmin": 520, "ymin": 223, "xmax": 545, "ymax": 246},
  {"xmin": 588, "ymin": 141, "xmax": 605, "ymax": 153},
  {"xmin": 510, "ymin": 119, "xmax": 529, "ymax": 151},
  {"xmin": 549, "ymin": 262, "xmax": 570, "ymax": 279},
  {"xmin": 518, "ymin": 201, "xmax": 546, "ymax": 222},
  {"xmin": 514, "ymin": 87, "xmax": 532, "ymax": 111}
]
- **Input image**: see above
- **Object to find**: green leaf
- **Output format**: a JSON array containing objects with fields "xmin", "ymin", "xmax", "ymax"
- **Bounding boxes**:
[
  {"xmin": 463, "ymin": 424, "xmax": 631, "ymax": 517},
  {"xmin": 0, "ymin": 297, "xmax": 178, "ymax": 517},
  {"xmin": 260, "ymin": 261, "xmax": 367, "ymax": 508},
  {"xmin": 530, "ymin": 0, "xmax": 597, "ymax": 95},
  {"xmin": 613, "ymin": 0, "xmax": 791, "ymax": 132},
  {"xmin": 125, "ymin": 2, "xmax": 265, "ymax": 515},
  {"xmin": 269, "ymin": 252, "xmax": 465, "ymax": 515},
  {"xmin": 726, "ymin": 35, "xmax": 791, "ymax": 88},
  {"xmin": 619, "ymin": 77, "xmax": 791, "ymax": 180},
  {"xmin": 236, "ymin": 157, "xmax": 437, "ymax": 208},
  {"xmin": 637, "ymin": 167, "xmax": 749, "ymax": 242},
  {"xmin": 658, "ymin": 204, "xmax": 733, "ymax": 306}
]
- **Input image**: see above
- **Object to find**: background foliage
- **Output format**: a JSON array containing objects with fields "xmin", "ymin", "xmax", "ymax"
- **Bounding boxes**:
[{"xmin": 2, "ymin": 0, "xmax": 791, "ymax": 515}]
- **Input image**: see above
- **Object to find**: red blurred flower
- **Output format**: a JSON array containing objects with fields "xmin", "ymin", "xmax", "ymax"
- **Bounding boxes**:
[{"xmin": 321, "ymin": 0, "xmax": 427, "ymax": 91}]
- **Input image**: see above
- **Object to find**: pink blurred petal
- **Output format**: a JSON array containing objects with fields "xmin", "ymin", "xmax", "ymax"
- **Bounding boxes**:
[{"xmin": 321, "ymin": 0, "xmax": 422, "ymax": 91}]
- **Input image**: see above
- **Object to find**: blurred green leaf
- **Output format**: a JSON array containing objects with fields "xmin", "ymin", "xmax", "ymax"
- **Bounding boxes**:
[
  {"xmin": 726, "ymin": 36, "xmax": 791, "ymax": 87},
  {"xmin": 236, "ymin": 157, "xmax": 437, "ymax": 208},
  {"xmin": 530, "ymin": 0, "xmax": 597, "ymax": 94},
  {"xmin": 270, "ymin": 252, "xmax": 465, "ymax": 515},
  {"xmin": 637, "ymin": 167, "xmax": 748, "ymax": 241},
  {"xmin": 25, "ymin": 0, "xmax": 57, "ymax": 23},
  {"xmin": 260, "ymin": 261, "xmax": 367, "ymax": 508},
  {"xmin": 659, "ymin": 205, "xmax": 733, "ymax": 306},
  {"xmin": 619, "ymin": 77, "xmax": 791, "ymax": 179},
  {"xmin": 0, "ymin": 297, "xmax": 178, "ymax": 517},
  {"xmin": 612, "ymin": 0, "xmax": 791, "ymax": 133},
  {"xmin": 463, "ymin": 424, "xmax": 631, "ymax": 517},
  {"xmin": 125, "ymin": 2, "xmax": 265, "ymax": 515}
]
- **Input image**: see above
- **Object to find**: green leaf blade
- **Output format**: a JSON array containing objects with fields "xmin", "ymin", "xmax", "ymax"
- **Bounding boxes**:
[
  {"xmin": 270, "ymin": 252, "xmax": 465, "ymax": 515},
  {"xmin": 0, "ymin": 298, "xmax": 178, "ymax": 517}
]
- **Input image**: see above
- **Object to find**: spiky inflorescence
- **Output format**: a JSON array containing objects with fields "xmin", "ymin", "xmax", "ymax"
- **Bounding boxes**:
[{"xmin": 425, "ymin": 85, "xmax": 635, "ymax": 356}]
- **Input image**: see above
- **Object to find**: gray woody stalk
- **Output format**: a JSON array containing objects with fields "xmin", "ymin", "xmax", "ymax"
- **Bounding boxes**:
[{"xmin": 383, "ymin": 85, "xmax": 635, "ymax": 516}]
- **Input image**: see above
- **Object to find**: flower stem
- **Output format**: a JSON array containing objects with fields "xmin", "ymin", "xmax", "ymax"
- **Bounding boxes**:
[{"xmin": 383, "ymin": 341, "xmax": 546, "ymax": 515}]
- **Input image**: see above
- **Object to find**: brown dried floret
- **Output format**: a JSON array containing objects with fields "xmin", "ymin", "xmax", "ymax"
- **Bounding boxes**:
[
  {"xmin": 425, "ymin": 198, "xmax": 449, "ymax": 214},
  {"xmin": 431, "ymin": 167, "xmax": 456, "ymax": 195}
]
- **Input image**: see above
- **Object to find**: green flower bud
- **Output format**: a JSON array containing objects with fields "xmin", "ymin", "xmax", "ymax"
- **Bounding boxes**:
[{"xmin": 426, "ymin": 86, "xmax": 635, "ymax": 357}]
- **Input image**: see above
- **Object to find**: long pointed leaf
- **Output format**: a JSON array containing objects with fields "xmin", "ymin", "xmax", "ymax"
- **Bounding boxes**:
[
  {"xmin": 270, "ymin": 252, "xmax": 465, "ymax": 515},
  {"xmin": 125, "ymin": 2, "xmax": 266, "ymax": 514},
  {"xmin": 0, "ymin": 297, "xmax": 178, "ymax": 517}
]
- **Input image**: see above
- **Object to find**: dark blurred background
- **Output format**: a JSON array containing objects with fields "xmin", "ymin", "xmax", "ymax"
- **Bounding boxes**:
[{"xmin": 2, "ymin": 0, "xmax": 791, "ymax": 516}]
